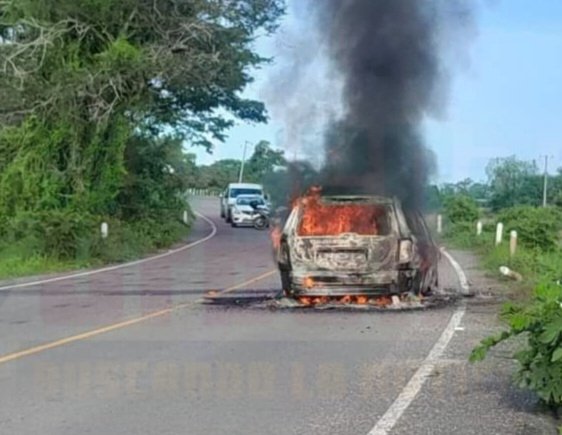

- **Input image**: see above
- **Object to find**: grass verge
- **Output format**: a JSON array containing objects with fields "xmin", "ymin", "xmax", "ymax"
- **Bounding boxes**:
[
  {"xmin": 443, "ymin": 222, "xmax": 562, "ymax": 296},
  {"xmin": 0, "ymin": 212, "xmax": 192, "ymax": 281}
]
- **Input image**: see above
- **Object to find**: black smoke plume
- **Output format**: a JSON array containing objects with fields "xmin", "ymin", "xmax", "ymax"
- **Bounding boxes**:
[{"xmin": 285, "ymin": 0, "xmax": 474, "ymax": 208}]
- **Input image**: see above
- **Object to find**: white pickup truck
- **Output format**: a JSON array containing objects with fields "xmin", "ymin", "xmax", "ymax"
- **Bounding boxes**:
[{"xmin": 220, "ymin": 183, "xmax": 265, "ymax": 223}]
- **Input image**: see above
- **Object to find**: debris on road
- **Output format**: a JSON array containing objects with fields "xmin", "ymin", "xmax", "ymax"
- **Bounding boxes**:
[
  {"xmin": 499, "ymin": 266, "xmax": 523, "ymax": 281},
  {"xmin": 203, "ymin": 289, "xmax": 459, "ymax": 311}
]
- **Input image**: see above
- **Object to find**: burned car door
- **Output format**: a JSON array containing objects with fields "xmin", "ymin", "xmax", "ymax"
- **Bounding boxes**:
[
  {"xmin": 276, "ymin": 206, "xmax": 299, "ymax": 268},
  {"xmin": 404, "ymin": 210, "xmax": 439, "ymax": 292}
]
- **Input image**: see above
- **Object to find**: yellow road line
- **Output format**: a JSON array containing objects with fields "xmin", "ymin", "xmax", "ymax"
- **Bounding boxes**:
[
  {"xmin": 0, "ymin": 270, "xmax": 277, "ymax": 366},
  {"xmin": 217, "ymin": 270, "xmax": 276, "ymax": 295}
]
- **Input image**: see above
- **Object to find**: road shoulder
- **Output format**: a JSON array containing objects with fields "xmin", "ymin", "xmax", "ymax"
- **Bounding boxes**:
[
  {"xmin": 0, "ymin": 211, "xmax": 215, "ymax": 291},
  {"xmin": 391, "ymin": 249, "xmax": 560, "ymax": 435}
]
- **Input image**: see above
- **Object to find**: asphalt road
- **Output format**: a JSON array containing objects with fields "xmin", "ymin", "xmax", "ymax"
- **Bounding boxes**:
[{"xmin": 0, "ymin": 198, "xmax": 558, "ymax": 434}]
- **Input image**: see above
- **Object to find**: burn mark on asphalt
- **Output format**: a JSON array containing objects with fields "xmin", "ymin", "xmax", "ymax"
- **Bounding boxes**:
[
  {"xmin": 203, "ymin": 289, "xmax": 459, "ymax": 312},
  {"xmin": 2, "ymin": 289, "xmax": 216, "ymax": 297},
  {"xmin": 9, "ymin": 320, "xmax": 29, "ymax": 325}
]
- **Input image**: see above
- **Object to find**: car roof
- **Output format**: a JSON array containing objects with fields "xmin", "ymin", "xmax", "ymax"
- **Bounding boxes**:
[
  {"xmin": 317, "ymin": 195, "xmax": 396, "ymax": 205},
  {"xmin": 227, "ymin": 183, "xmax": 263, "ymax": 189},
  {"xmin": 236, "ymin": 194, "xmax": 263, "ymax": 199}
]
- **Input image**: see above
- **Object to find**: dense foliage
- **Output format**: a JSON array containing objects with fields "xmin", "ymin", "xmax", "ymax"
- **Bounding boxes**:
[
  {"xmin": 486, "ymin": 157, "xmax": 543, "ymax": 210},
  {"xmin": 471, "ymin": 282, "xmax": 562, "ymax": 408},
  {"xmin": 191, "ymin": 140, "xmax": 286, "ymax": 192},
  {"xmin": 497, "ymin": 206, "xmax": 562, "ymax": 251},
  {"xmin": 0, "ymin": 0, "xmax": 284, "ymax": 272},
  {"xmin": 438, "ymin": 156, "xmax": 562, "ymax": 212},
  {"xmin": 443, "ymin": 195, "xmax": 480, "ymax": 224},
  {"xmin": 441, "ymin": 180, "xmax": 562, "ymax": 421}
]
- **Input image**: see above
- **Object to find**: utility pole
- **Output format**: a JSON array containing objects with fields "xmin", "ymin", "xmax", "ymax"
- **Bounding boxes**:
[
  {"xmin": 543, "ymin": 155, "xmax": 548, "ymax": 207},
  {"xmin": 238, "ymin": 141, "xmax": 250, "ymax": 183}
]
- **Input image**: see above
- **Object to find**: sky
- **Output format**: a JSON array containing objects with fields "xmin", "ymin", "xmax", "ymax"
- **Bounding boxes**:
[{"xmin": 192, "ymin": 0, "xmax": 562, "ymax": 184}]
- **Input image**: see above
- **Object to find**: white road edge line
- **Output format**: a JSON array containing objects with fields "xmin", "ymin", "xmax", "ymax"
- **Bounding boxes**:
[
  {"xmin": 441, "ymin": 248, "xmax": 472, "ymax": 296},
  {"xmin": 0, "ymin": 211, "xmax": 217, "ymax": 292},
  {"xmin": 367, "ymin": 250, "xmax": 469, "ymax": 435}
]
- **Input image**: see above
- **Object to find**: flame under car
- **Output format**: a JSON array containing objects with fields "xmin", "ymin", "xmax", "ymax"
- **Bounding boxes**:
[{"xmin": 275, "ymin": 194, "xmax": 439, "ymax": 298}]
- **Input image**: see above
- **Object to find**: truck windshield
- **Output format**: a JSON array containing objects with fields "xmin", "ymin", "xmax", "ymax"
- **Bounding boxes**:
[{"xmin": 230, "ymin": 188, "xmax": 262, "ymax": 198}]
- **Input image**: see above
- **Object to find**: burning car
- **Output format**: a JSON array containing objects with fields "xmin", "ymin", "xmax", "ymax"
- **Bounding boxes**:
[{"xmin": 275, "ymin": 189, "xmax": 440, "ymax": 298}]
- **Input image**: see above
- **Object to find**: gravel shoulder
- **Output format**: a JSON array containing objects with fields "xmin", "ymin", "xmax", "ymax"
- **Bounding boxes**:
[{"xmin": 393, "ymin": 248, "xmax": 560, "ymax": 435}]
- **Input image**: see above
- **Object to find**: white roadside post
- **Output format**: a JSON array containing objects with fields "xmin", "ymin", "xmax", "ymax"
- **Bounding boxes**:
[
  {"xmin": 476, "ymin": 221, "xmax": 483, "ymax": 236},
  {"xmin": 183, "ymin": 210, "xmax": 189, "ymax": 225},
  {"xmin": 437, "ymin": 214, "xmax": 443, "ymax": 235},
  {"xmin": 101, "ymin": 222, "xmax": 109, "ymax": 239},
  {"xmin": 510, "ymin": 230, "xmax": 518, "ymax": 257},
  {"xmin": 495, "ymin": 222, "xmax": 504, "ymax": 246}
]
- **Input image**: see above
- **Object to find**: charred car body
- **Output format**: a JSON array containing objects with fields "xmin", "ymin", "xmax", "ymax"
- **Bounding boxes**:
[{"xmin": 275, "ymin": 193, "xmax": 439, "ymax": 297}]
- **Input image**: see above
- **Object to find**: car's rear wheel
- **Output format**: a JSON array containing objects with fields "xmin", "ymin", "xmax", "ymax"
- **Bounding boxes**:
[
  {"xmin": 420, "ymin": 268, "xmax": 438, "ymax": 296},
  {"xmin": 226, "ymin": 209, "xmax": 232, "ymax": 223},
  {"xmin": 430, "ymin": 268, "xmax": 439, "ymax": 293},
  {"xmin": 279, "ymin": 269, "xmax": 293, "ymax": 298}
]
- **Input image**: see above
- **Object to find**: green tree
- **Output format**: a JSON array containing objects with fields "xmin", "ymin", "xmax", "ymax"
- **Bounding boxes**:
[
  {"xmin": 440, "ymin": 178, "xmax": 489, "ymax": 203},
  {"xmin": 486, "ymin": 157, "xmax": 541, "ymax": 210},
  {"xmin": 198, "ymin": 159, "xmax": 242, "ymax": 190},
  {"xmin": 424, "ymin": 185, "xmax": 442, "ymax": 211},
  {"xmin": 0, "ymin": 0, "xmax": 284, "ymax": 262},
  {"xmin": 190, "ymin": 141, "xmax": 286, "ymax": 190},
  {"xmin": 497, "ymin": 206, "xmax": 562, "ymax": 251},
  {"xmin": 245, "ymin": 140, "xmax": 286, "ymax": 183},
  {"xmin": 0, "ymin": 0, "xmax": 284, "ymax": 216},
  {"xmin": 443, "ymin": 195, "xmax": 479, "ymax": 224}
]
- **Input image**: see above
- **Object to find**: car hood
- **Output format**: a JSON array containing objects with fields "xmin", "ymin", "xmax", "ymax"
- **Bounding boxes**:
[{"xmin": 235, "ymin": 205, "xmax": 268, "ymax": 212}]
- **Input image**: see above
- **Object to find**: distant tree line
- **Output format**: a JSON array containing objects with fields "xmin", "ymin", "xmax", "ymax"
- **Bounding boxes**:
[
  {"xmin": 428, "ymin": 156, "xmax": 562, "ymax": 212},
  {"xmin": 187, "ymin": 141, "xmax": 286, "ymax": 191},
  {"xmin": 187, "ymin": 141, "xmax": 322, "ymax": 207},
  {"xmin": 192, "ymin": 153, "xmax": 562, "ymax": 213}
]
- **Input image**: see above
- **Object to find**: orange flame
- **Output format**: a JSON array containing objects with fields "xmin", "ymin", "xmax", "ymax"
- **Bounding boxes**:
[
  {"xmin": 281, "ymin": 187, "xmax": 397, "ymax": 308},
  {"xmin": 296, "ymin": 187, "xmax": 383, "ymax": 237},
  {"xmin": 303, "ymin": 277, "xmax": 315, "ymax": 289},
  {"xmin": 356, "ymin": 296, "xmax": 369, "ymax": 305},
  {"xmin": 295, "ymin": 294, "xmax": 397, "ymax": 307},
  {"xmin": 340, "ymin": 295, "xmax": 352, "ymax": 304},
  {"xmin": 298, "ymin": 297, "xmax": 313, "ymax": 306},
  {"xmin": 374, "ymin": 296, "xmax": 393, "ymax": 307},
  {"xmin": 270, "ymin": 226, "xmax": 282, "ymax": 250}
]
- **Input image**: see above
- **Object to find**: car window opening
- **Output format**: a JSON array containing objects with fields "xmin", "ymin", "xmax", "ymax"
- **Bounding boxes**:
[
  {"xmin": 230, "ymin": 188, "xmax": 262, "ymax": 198},
  {"xmin": 297, "ymin": 203, "xmax": 391, "ymax": 236},
  {"xmin": 236, "ymin": 197, "xmax": 265, "ymax": 206}
]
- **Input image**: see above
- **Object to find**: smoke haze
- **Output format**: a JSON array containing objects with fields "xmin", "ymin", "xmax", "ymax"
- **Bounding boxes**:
[{"xmin": 265, "ymin": 0, "xmax": 475, "ymax": 208}]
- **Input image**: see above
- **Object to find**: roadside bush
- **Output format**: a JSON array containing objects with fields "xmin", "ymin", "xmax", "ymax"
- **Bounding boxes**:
[
  {"xmin": 93, "ymin": 214, "xmax": 190, "ymax": 263},
  {"xmin": 497, "ymin": 206, "xmax": 562, "ymax": 251},
  {"xmin": 443, "ymin": 195, "xmax": 479, "ymax": 224},
  {"xmin": 443, "ymin": 221, "xmax": 495, "ymax": 250},
  {"xmin": 0, "ymin": 206, "xmax": 191, "ymax": 278},
  {"xmin": 0, "ymin": 210, "xmax": 95, "ymax": 260},
  {"xmin": 471, "ymin": 282, "xmax": 562, "ymax": 408}
]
